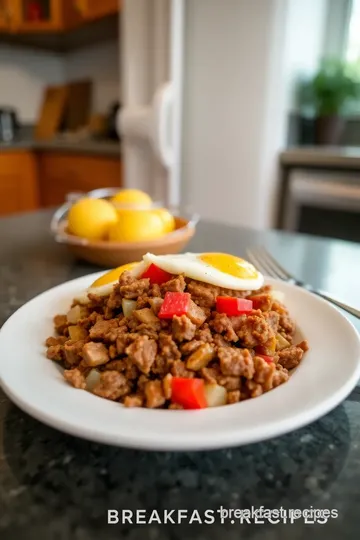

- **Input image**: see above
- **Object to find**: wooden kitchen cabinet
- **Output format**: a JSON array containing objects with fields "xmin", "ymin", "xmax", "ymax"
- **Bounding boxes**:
[
  {"xmin": 1, "ymin": 0, "xmax": 119, "ymax": 33},
  {"xmin": 0, "ymin": 0, "xmax": 9, "ymax": 32},
  {"xmin": 10, "ymin": 0, "xmax": 80, "ymax": 32},
  {"xmin": 0, "ymin": 0, "xmax": 13, "ymax": 29},
  {"xmin": 38, "ymin": 153, "xmax": 122, "ymax": 207},
  {"xmin": 0, "ymin": 151, "xmax": 39, "ymax": 216},
  {"xmin": 74, "ymin": 0, "xmax": 119, "ymax": 20}
]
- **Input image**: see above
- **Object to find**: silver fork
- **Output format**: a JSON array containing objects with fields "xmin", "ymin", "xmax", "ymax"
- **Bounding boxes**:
[{"xmin": 247, "ymin": 246, "xmax": 360, "ymax": 319}]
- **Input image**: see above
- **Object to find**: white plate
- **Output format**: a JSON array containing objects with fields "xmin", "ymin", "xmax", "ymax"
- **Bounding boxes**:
[{"xmin": 0, "ymin": 274, "xmax": 359, "ymax": 451}]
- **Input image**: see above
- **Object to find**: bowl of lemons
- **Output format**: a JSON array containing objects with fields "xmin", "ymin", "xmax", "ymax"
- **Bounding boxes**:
[{"xmin": 51, "ymin": 188, "xmax": 198, "ymax": 267}]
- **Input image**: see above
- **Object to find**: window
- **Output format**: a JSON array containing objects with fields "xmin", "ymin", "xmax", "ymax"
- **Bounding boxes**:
[{"xmin": 346, "ymin": 0, "xmax": 360, "ymax": 60}]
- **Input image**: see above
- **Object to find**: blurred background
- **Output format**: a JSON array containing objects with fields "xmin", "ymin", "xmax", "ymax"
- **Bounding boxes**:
[{"xmin": 1, "ymin": 0, "xmax": 360, "ymax": 243}]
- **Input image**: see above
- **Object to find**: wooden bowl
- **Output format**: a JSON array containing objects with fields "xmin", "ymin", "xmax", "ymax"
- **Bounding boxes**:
[{"xmin": 51, "ymin": 204, "xmax": 198, "ymax": 267}]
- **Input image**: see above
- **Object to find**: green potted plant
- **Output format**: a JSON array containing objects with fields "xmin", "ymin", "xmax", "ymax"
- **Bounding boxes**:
[{"xmin": 298, "ymin": 58, "xmax": 360, "ymax": 145}]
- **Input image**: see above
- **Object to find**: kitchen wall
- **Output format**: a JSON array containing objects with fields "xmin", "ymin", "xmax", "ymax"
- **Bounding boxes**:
[
  {"xmin": 181, "ymin": 0, "xmax": 328, "ymax": 230},
  {"xmin": 0, "ymin": 45, "xmax": 64, "ymax": 123},
  {"xmin": 64, "ymin": 40, "xmax": 120, "ymax": 115},
  {"xmin": 0, "ymin": 40, "xmax": 120, "ymax": 123}
]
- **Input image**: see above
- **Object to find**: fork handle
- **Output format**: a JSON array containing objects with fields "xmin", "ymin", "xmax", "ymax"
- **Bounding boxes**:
[{"xmin": 310, "ymin": 288, "xmax": 360, "ymax": 319}]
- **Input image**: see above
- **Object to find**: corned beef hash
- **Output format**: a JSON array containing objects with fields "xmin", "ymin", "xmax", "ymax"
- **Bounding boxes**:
[{"xmin": 46, "ymin": 252, "xmax": 308, "ymax": 409}]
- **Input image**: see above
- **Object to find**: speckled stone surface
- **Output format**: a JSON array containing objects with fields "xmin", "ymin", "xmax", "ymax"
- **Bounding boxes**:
[{"xmin": 1, "ymin": 210, "xmax": 360, "ymax": 540}]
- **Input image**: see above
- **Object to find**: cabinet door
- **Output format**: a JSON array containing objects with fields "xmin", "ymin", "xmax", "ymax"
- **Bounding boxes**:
[
  {"xmin": 74, "ymin": 0, "xmax": 119, "ymax": 20},
  {"xmin": 0, "ymin": 0, "xmax": 11, "ymax": 29},
  {"xmin": 38, "ymin": 153, "xmax": 122, "ymax": 207},
  {"xmin": 10, "ymin": 0, "xmax": 79, "ymax": 32},
  {"xmin": 0, "ymin": 152, "xmax": 39, "ymax": 216}
]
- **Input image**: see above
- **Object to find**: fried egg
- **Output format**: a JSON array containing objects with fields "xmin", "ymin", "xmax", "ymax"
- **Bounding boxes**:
[
  {"xmin": 74, "ymin": 260, "xmax": 147, "ymax": 304},
  {"xmin": 74, "ymin": 252, "xmax": 263, "ymax": 303},
  {"xmin": 143, "ymin": 252, "xmax": 264, "ymax": 290}
]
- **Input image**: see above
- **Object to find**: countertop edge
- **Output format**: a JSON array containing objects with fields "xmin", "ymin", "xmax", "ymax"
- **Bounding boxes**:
[
  {"xmin": 280, "ymin": 147, "xmax": 360, "ymax": 168},
  {"xmin": 0, "ymin": 139, "xmax": 121, "ymax": 157}
]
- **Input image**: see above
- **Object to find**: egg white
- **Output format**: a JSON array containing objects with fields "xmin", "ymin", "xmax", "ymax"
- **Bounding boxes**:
[
  {"xmin": 74, "ymin": 260, "xmax": 148, "ymax": 304},
  {"xmin": 74, "ymin": 282, "xmax": 117, "ymax": 304},
  {"xmin": 143, "ymin": 252, "xmax": 264, "ymax": 291}
]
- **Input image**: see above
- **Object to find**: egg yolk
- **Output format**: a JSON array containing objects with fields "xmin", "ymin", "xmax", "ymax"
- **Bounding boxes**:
[
  {"xmin": 90, "ymin": 261, "xmax": 140, "ymax": 288},
  {"xmin": 199, "ymin": 253, "xmax": 258, "ymax": 279}
]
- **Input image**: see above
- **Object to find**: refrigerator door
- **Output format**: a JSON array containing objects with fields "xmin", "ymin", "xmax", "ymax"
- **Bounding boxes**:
[{"xmin": 119, "ymin": 0, "xmax": 184, "ymax": 209}]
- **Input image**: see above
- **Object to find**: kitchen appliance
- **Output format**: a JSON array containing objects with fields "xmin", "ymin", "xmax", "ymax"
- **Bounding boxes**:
[
  {"xmin": 282, "ymin": 169, "xmax": 360, "ymax": 243},
  {"xmin": 0, "ymin": 107, "xmax": 19, "ymax": 142},
  {"xmin": 119, "ymin": 0, "xmax": 183, "ymax": 208}
]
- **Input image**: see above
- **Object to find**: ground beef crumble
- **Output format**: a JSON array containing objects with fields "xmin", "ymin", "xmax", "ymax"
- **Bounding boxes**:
[
  {"xmin": 63, "ymin": 368, "xmax": 86, "ymax": 389},
  {"xmin": 218, "ymin": 347, "xmax": 254, "ymax": 378},
  {"xmin": 278, "ymin": 342, "xmax": 308, "ymax": 370},
  {"xmin": 125, "ymin": 335, "xmax": 157, "ymax": 374},
  {"xmin": 46, "ymin": 270, "xmax": 307, "ymax": 408},
  {"xmin": 46, "ymin": 344, "xmax": 64, "ymax": 362},
  {"xmin": 210, "ymin": 313, "xmax": 238, "ymax": 342},
  {"xmin": 172, "ymin": 315, "xmax": 196, "ymax": 342},
  {"xmin": 93, "ymin": 371, "xmax": 130, "ymax": 400}
]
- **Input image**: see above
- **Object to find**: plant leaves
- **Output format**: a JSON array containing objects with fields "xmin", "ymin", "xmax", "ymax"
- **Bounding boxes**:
[{"xmin": 298, "ymin": 57, "xmax": 360, "ymax": 116}]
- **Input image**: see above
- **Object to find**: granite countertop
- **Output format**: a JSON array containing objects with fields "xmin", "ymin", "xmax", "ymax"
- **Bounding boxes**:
[
  {"xmin": 0, "ymin": 136, "xmax": 121, "ymax": 157},
  {"xmin": 1, "ymin": 210, "xmax": 360, "ymax": 540},
  {"xmin": 281, "ymin": 146, "xmax": 360, "ymax": 169}
]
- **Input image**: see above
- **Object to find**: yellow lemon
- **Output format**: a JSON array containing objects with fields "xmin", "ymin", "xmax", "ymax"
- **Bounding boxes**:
[
  {"xmin": 111, "ymin": 189, "xmax": 152, "ymax": 208},
  {"xmin": 108, "ymin": 209, "xmax": 165, "ymax": 242},
  {"xmin": 153, "ymin": 208, "xmax": 175, "ymax": 233},
  {"xmin": 90, "ymin": 262, "xmax": 140, "ymax": 287},
  {"xmin": 68, "ymin": 198, "xmax": 118, "ymax": 240}
]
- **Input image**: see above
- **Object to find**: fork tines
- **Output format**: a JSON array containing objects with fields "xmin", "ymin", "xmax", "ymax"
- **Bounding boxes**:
[{"xmin": 246, "ymin": 246, "xmax": 290, "ymax": 281}]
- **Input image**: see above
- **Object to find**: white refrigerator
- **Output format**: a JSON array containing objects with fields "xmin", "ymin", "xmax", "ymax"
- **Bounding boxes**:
[
  {"xmin": 119, "ymin": 0, "xmax": 183, "ymax": 211},
  {"xmin": 118, "ymin": 0, "xmax": 327, "ymax": 230}
]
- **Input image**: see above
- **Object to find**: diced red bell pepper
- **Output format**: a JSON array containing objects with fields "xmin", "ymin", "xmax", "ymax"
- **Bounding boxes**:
[
  {"xmin": 248, "ymin": 294, "xmax": 269, "ymax": 311},
  {"xmin": 171, "ymin": 377, "xmax": 207, "ymax": 409},
  {"xmin": 256, "ymin": 354, "xmax": 273, "ymax": 364},
  {"xmin": 140, "ymin": 263, "xmax": 173, "ymax": 285},
  {"xmin": 158, "ymin": 292, "xmax": 191, "ymax": 319},
  {"xmin": 216, "ymin": 296, "xmax": 253, "ymax": 316}
]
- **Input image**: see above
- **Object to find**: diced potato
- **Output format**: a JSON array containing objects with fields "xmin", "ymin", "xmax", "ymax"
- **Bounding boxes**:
[
  {"xmin": 204, "ymin": 384, "xmax": 227, "ymax": 407},
  {"xmin": 276, "ymin": 333, "xmax": 290, "ymax": 350},
  {"xmin": 187, "ymin": 300, "xmax": 206, "ymax": 326},
  {"xmin": 186, "ymin": 343, "xmax": 216, "ymax": 371},
  {"xmin": 134, "ymin": 308, "xmax": 160, "ymax": 325},
  {"xmin": 67, "ymin": 305, "xmax": 88, "ymax": 324},
  {"xmin": 122, "ymin": 299, "xmax": 137, "ymax": 318},
  {"xmin": 68, "ymin": 325, "xmax": 88, "ymax": 341},
  {"xmin": 149, "ymin": 297, "xmax": 163, "ymax": 315},
  {"xmin": 82, "ymin": 342, "xmax": 109, "ymax": 367},
  {"xmin": 85, "ymin": 369, "xmax": 101, "ymax": 391},
  {"xmin": 162, "ymin": 373, "xmax": 173, "ymax": 399},
  {"xmin": 270, "ymin": 290, "xmax": 285, "ymax": 304}
]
